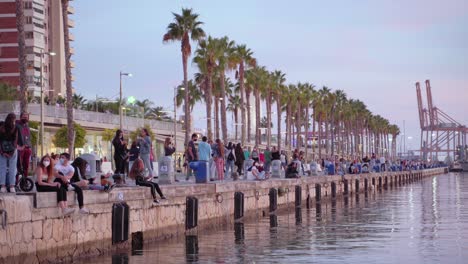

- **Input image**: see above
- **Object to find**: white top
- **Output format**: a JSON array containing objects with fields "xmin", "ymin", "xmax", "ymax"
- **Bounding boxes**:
[
  {"xmin": 380, "ymin": 157, "xmax": 386, "ymax": 164},
  {"xmin": 54, "ymin": 163, "xmax": 74, "ymax": 177},
  {"xmin": 280, "ymin": 154, "xmax": 286, "ymax": 163}
]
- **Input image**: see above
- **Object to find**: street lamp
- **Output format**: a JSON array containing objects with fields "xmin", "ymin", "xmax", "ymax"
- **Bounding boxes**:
[
  {"xmin": 39, "ymin": 50, "xmax": 55, "ymax": 156},
  {"xmin": 119, "ymin": 71, "xmax": 132, "ymax": 130}
]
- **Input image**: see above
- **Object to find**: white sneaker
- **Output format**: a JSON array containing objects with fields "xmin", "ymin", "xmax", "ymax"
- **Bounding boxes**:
[
  {"xmin": 68, "ymin": 185, "xmax": 75, "ymax": 191},
  {"xmin": 79, "ymin": 208, "xmax": 90, "ymax": 214},
  {"xmin": 62, "ymin": 208, "xmax": 75, "ymax": 216},
  {"xmin": 9, "ymin": 187, "xmax": 15, "ymax": 193},
  {"xmin": 0, "ymin": 187, "xmax": 6, "ymax": 193}
]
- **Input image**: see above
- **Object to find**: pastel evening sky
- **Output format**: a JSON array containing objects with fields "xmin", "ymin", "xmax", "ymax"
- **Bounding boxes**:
[{"xmin": 72, "ymin": 0, "xmax": 468, "ymax": 151}]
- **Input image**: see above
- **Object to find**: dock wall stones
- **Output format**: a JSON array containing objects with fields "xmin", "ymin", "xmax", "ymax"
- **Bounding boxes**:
[{"xmin": 0, "ymin": 168, "xmax": 447, "ymax": 263}]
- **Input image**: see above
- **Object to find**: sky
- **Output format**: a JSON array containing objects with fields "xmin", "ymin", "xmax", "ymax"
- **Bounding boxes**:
[{"xmin": 72, "ymin": 0, "xmax": 468, "ymax": 151}]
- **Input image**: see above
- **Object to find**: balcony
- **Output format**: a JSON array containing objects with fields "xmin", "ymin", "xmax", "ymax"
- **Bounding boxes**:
[
  {"xmin": 67, "ymin": 5, "xmax": 75, "ymax": 14},
  {"xmin": 68, "ymin": 19, "xmax": 75, "ymax": 28},
  {"xmin": 70, "ymin": 60, "xmax": 75, "ymax": 68},
  {"xmin": 69, "ymin": 47, "xmax": 75, "ymax": 54},
  {"xmin": 68, "ymin": 33, "xmax": 75, "ymax": 41}
]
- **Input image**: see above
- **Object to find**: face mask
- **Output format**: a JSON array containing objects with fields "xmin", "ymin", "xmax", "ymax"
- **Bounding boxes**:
[
  {"xmin": 59, "ymin": 158, "xmax": 66, "ymax": 165},
  {"xmin": 43, "ymin": 161, "xmax": 50, "ymax": 167},
  {"xmin": 21, "ymin": 118, "xmax": 28, "ymax": 124}
]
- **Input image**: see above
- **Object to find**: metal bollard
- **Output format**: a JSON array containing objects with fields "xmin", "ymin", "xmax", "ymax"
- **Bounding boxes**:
[
  {"xmin": 315, "ymin": 184, "xmax": 321, "ymax": 202},
  {"xmin": 295, "ymin": 185, "xmax": 302, "ymax": 208},
  {"xmin": 331, "ymin": 182, "xmax": 337, "ymax": 199},
  {"xmin": 234, "ymin": 192, "xmax": 244, "ymax": 221},
  {"xmin": 269, "ymin": 188, "xmax": 278, "ymax": 213}
]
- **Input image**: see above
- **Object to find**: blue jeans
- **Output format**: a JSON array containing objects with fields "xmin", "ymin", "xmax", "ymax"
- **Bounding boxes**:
[
  {"xmin": 225, "ymin": 159, "xmax": 235, "ymax": 177},
  {"xmin": 0, "ymin": 150, "xmax": 18, "ymax": 186},
  {"xmin": 264, "ymin": 161, "xmax": 271, "ymax": 172},
  {"xmin": 140, "ymin": 153, "xmax": 153, "ymax": 177}
]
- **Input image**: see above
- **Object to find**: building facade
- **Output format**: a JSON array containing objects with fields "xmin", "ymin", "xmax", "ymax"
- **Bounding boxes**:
[{"xmin": 0, "ymin": 0, "xmax": 73, "ymax": 99}]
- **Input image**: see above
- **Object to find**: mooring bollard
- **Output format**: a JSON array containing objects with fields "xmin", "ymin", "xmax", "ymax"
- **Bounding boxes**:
[
  {"xmin": 234, "ymin": 192, "xmax": 244, "ymax": 221},
  {"xmin": 331, "ymin": 182, "xmax": 337, "ymax": 199},
  {"xmin": 295, "ymin": 208, "xmax": 302, "ymax": 224},
  {"xmin": 186, "ymin": 197, "xmax": 198, "ymax": 230},
  {"xmin": 112, "ymin": 202, "xmax": 130, "ymax": 245},
  {"xmin": 372, "ymin": 177, "xmax": 376, "ymax": 187},
  {"xmin": 234, "ymin": 223, "xmax": 245, "ymax": 243},
  {"xmin": 295, "ymin": 185, "xmax": 302, "ymax": 208},
  {"xmin": 315, "ymin": 184, "xmax": 321, "ymax": 202},
  {"xmin": 355, "ymin": 179, "xmax": 360, "ymax": 193},
  {"xmin": 384, "ymin": 176, "xmax": 388, "ymax": 189},
  {"xmin": 269, "ymin": 188, "xmax": 278, "ymax": 213},
  {"xmin": 378, "ymin": 177, "xmax": 382, "ymax": 189},
  {"xmin": 343, "ymin": 180, "xmax": 349, "ymax": 195},
  {"xmin": 364, "ymin": 178, "xmax": 368, "ymax": 192}
]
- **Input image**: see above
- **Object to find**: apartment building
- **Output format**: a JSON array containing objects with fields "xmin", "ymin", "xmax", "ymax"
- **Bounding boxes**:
[{"xmin": 0, "ymin": 0, "xmax": 74, "ymax": 99}]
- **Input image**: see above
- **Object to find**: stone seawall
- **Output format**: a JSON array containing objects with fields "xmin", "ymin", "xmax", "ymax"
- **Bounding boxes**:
[{"xmin": 0, "ymin": 168, "xmax": 447, "ymax": 263}]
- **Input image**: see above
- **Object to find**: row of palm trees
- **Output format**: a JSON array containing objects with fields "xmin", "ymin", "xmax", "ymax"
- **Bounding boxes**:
[{"xmin": 164, "ymin": 8, "xmax": 400, "ymax": 159}]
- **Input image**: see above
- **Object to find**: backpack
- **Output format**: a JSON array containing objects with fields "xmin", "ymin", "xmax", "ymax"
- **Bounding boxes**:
[{"xmin": 227, "ymin": 150, "xmax": 235, "ymax": 161}]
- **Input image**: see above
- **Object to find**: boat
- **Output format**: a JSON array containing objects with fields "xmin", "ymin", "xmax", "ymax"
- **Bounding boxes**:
[{"xmin": 449, "ymin": 161, "xmax": 463, "ymax": 172}]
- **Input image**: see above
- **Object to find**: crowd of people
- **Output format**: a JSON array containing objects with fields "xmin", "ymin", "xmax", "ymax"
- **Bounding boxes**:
[{"xmin": 0, "ymin": 111, "xmax": 441, "ymax": 215}]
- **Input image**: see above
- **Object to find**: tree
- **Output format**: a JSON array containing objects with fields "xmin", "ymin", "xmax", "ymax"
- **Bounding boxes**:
[
  {"xmin": 163, "ymin": 8, "xmax": 205, "ymax": 145},
  {"xmin": 15, "ymin": 0, "xmax": 27, "ymax": 113},
  {"xmin": 62, "ymin": 0, "xmax": 74, "ymax": 156},
  {"xmin": 72, "ymin": 94, "xmax": 87, "ymax": 109},
  {"xmin": 227, "ymin": 94, "xmax": 241, "ymax": 141},
  {"xmin": 0, "ymin": 82, "xmax": 18, "ymax": 101},
  {"xmin": 53, "ymin": 123, "xmax": 86, "ymax": 150},
  {"xmin": 231, "ymin": 44, "xmax": 256, "ymax": 145},
  {"xmin": 129, "ymin": 124, "xmax": 155, "ymax": 142}
]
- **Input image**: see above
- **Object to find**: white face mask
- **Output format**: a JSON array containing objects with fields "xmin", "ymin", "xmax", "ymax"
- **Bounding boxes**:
[
  {"xmin": 59, "ymin": 158, "xmax": 66, "ymax": 165},
  {"xmin": 43, "ymin": 160, "xmax": 50, "ymax": 167}
]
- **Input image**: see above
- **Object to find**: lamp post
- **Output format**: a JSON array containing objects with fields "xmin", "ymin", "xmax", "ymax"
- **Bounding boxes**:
[
  {"xmin": 174, "ymin": 86, "xmax": 184, "ymax": 172},
  {"xmin": 39, "ymin": 50, "xmax": 56, "ymax": 156},
  {"xmin": 119, "ymin": 71, "xmax": 132, "ymax": 130}
]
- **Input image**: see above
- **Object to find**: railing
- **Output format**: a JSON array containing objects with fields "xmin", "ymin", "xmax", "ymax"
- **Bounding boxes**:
[{"xmin": 0, "ymin": 101, "xmax": 182, "ymax": 132}]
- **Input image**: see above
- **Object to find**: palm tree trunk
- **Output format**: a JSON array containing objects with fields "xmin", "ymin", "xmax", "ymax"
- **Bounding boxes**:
[
  {"xmin": 62, "ymin": 0, "xmax": 74, "ymax": 156},
  {"xmin": 220, "ymin": 74, "xmax": 228, "ymax": 143},
  {"xmin": 215, "ymin": 94, "xmax": 220, "ymax": 139},
  {"xmin": 182, "ymin": 56, "xmax": 190, "ymax": 144},
  {"xmin": 234, "ymin": 108, "xmax": 239, "ymax": 141},
  {"xmin": 239, "ymin": 62, "xmax": 246, "ymax": 145},
  {"xmin": 246, "ymin": 90, "xmax": 251, "ymax": 144},
  {"xmin": 255, "ymin": 85, "xmax": 261, "ymax": 146},
  {"xmin": 266, "ymin": 92, "xmax": 272, "ymax": 148},
  {"xmin": 205, "ymin": 77, "xmax": 213, "ymax": 139},
  {"xmin": 16, "ymin": 0, "xmax": 27, "ymax": 113},
  {"xmin": 305, "ymin": 105, "xmax": 309, "ymax": 161},
  {"xmin": 318, "ymin": 119, "xmax": 322, "ymax": 159},
  {"xmin": 276, "ymin": 95, "xmax": 281, "ymax": 151}
]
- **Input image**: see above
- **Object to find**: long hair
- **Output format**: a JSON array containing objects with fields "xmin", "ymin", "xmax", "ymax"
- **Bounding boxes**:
[
  {"xmin": 164, "ymin": 137, "xmax": 171, "ymax": 148},
  {"xmin": 216, "ymin": 139, "xmax": 224, "ymax": 157},
  {"xmin": 39, "ymin": 155, "xmax": 54, "ymax": 179},
  {"xmin": 71, "ymin": 157, "xmax": 87, "ymax": 178},
  {"xmin": 3, "ymin": 112, "xmax": 16, "ymax": 134},
  {"xmin": 112, "ymin": 129, "xmax": 122, "ymax": 144},
  {"xmin": 129, "ymin": 158, "xmax": 144, "ymax": 179},
  {"xmin": 142, "ymin": 128, "xmax": 149, "ymax": 137}
]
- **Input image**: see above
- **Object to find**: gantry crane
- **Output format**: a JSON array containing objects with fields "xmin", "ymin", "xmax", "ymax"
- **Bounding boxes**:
[{"xmin": 415, "ymin": 80, "xmax": 467, "ymax": 161}]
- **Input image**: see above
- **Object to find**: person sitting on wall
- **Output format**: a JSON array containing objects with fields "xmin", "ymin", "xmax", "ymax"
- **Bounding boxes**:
[
  {"xmin": 70, "ymin": 157, "xmax": 114, "ymax": 192},
  {"xmin": 249, "ymin": 160, "xmax": 267, "ymax": 181},
  {"xmin": 285, "ymin": 154, "xmax": 300, "ymax": 178},
  {"xmin": 35, "ymin": 155, "xmax": 75, "ymax": 216},
  {"xmin": 129, "ymin": 158, "xmax": 166, "ymax": 205},
  {"xmin": 53, "ymin": 153, "xmax": 89, "ymax": 214}
]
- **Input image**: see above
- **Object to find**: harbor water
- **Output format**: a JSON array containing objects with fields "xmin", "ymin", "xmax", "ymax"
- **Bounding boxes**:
[{"xmin": 78, "ymin": 172, "xmax": 468, "ymax": 264}]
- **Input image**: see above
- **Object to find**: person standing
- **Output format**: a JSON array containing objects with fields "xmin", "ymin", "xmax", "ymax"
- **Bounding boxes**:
[
  {"xmin": 225, "ymin": 142, "xmax": 236, "ymax": 179},
  {"xmin": 186, "ymin": 133, "xmax": 199, "ymax": 181},
  {"xmin": 0, "ymin": 113, "xmax": 21, "ymax": 193},
  {"xmin": 243, "ymin": 147, "xmax": 250, "ymax": 161},
  {"xmin": 250, "ymin": 147, "xmax": 259, "ymax": 162},
  {"xmin": 128, "ymin": 141, "xmax": 140, "ymax": 176},
  {"xmin": 234, "ymin": 143, "xmax": 245, "ymax": 175},
  {"xmin": 16, "ymin": 112, "xmax": 32, "ymax": 177},
  {"xmin": 112, "ymin": 130, "xmax": 127, "ymax": 174},
  {"xmin": 164, "ymin": 137, "xmax": 176, "ymax": 157},
  {"xmin": 271, "ymin": 146, "xmax": 280, "ymax": 161},
  {"xmin": 138, "ymin": 128, "xmax": 153, "ymax": 177},
  {"xmin": 198, "ymin": 136, "xmax": 211, "ymax": 162},
  {"xmin": 212, "ymin": 139, "xmax": 225, "ymax": 181}
]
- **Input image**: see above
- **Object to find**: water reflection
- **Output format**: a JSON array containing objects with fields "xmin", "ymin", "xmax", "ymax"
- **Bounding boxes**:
[
  {"xmin": 74, "ymin": 173, "xmax": 468, "ymax": 264},
  {"xmin": 185, "ymin": 235, "xmax": 198, "ymax": 262},
  {"xmin": 111, "ymin": 253, "xmax": 128, "ymax": 264}
]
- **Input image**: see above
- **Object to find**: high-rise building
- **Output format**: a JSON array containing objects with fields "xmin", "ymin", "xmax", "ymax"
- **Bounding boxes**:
[{"xmin": 0, "ymin": 0, "xmax": 74, "ymax": 99}]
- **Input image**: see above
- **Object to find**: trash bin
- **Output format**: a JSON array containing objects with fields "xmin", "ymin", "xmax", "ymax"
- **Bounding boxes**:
[
  {"xmin": 189, "ymin": 161, "xmax": 210, "ymax": 183},
  {"xmin": 80, "ymin": 153, "xmax": 97, "ymax": 179},
  {"xmin": 327, "ymin": 164, "xmax": 335, "ymax": 175},
  {"xmin": 310, "ymin": 161, "xmax": 319, "ymax": 176},
  {"xmin": 159, "ymin": 156, "xmax": 174, "ymax": 184},
  {"xmin": 244, "ymin": 159, "xmax": 254, "ymax": 176},
  {"xmin": 271, "ymin": 160, "xmax": 282, "ymax": 178}
]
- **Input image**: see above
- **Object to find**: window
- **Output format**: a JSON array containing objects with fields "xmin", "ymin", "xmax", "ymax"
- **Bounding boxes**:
[
  {"xmin": 44, "ymin": 66, "xmax": 48, "ymax": 73},
  {"xmin": 24, "ymin": 2, "xmax": 32, "ymax": 9},
  {"xmin": 26, "ymin": 32, "xmax": 33, "ymax": 39},
  {"xmin": 33, "ymin": 22, "xmax": 44, "ymax": 29},
  {"xmin": 26, "ymin": 17, "xmax": 32, "ymax": 24}
]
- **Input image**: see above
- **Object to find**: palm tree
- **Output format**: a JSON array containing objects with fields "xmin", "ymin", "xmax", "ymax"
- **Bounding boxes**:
[
  {"xmin": 272, "ymin": 71, "xmax": 286, "ymax": 151},
  {"xmin": 72, "ymin": 94, "xmax": 87, "ymax": 109},
  {"xmin": 15, "ymin": 0, "xmax": 27, "ymax": 113},
  {"xmin": 62, "ymin": 0, "xmax": 74, "ymax": 155},
  {"xmin": 163, "ymin": 8, "xmax": 205, "ymax": 144},
  {"xmin": 231, "ymin": 45, "xmax": 256, "ymax": 145},
  {"xmin": 176, "ymin": 80, "xmax": 202, "ymax": 113},
  {"xmin": 227, "ymin": 94, "xmax": 241, "ymax": 141}
]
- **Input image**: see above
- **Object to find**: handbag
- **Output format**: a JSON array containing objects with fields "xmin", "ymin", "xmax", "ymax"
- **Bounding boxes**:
[{"xmin": 1, "ymin": 140, "xmax": 15, "ymax": 154}]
